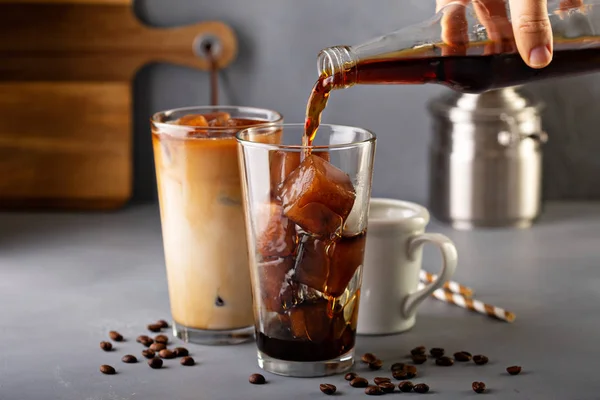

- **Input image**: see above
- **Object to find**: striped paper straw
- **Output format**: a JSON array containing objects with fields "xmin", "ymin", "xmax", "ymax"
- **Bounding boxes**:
[
  {"xmin": 419, "ymin": 283, "xmax": 516, "ymax": 323},
  {"xmin": 420, "ymin": 270, "xmax": 475, "ymax": 298}
]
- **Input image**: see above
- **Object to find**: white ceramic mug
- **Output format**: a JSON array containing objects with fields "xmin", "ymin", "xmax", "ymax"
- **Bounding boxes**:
[{"xmin": 357, "ymin": 198, "xmax": 458, "ymax": 335}]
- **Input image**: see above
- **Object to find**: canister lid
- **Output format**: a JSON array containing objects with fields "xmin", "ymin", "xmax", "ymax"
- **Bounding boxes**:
[{"xmin": 428, "ymin": 87, "xmax": 544, "ymax": 122}]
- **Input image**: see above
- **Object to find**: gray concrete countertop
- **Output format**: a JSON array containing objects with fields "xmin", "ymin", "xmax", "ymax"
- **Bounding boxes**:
[{"xmin": 2, "ymin": 202, "xmax": 600, "ymax": 400}]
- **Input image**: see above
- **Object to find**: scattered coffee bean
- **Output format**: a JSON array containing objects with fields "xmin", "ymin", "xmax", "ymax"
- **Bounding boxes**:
[
  {"xmin": 141, "ymin": 338, "xmax": 154, "ymax": 347},
  {"xmin": 109, "ymin": 331, "xmax": 123, "ymax": 342},
  {"xmin": 373, "ymin": 377, "xmax": 391, "ymax": 385},
  {"xmin": 398, "ymin": 381, "xmax": 414, "ymax": 392},
  {"xmin": 430, "ymin": 347, "xmax": 445, "ymax": 358},
  {"xmin": 392, "ymin": 370, "xmax": 416, "ymax": 380},
  {"xmin": 100, "ymin": 341, "xmax": 113, "ymax": 351},
  {"xmin": 365, "ymin": 385, "xmax": 384, "ymax": 396},
  {"xmin": 180, "ymin": 356, "xmax": 195, "ymax": 366},
  {"xmin": 136, "ymin": 335, "xmax": 149, "ymax": 343},
  {"xmin": 350, "ymin": 377, "xmax": 369, "ymax": 388},
  {"xmin": 99, "ymin": 365, "xmax": 115, "ymax": 375},
  {"xmin": 404, "ymin": 365, "xmax": 418, "ymax": 375},
  {"xmin": 473, "ymin": 355, "xmax": 489, "ymax": 365},
  {"xmin": 414, "ymin": 383, "xmax": 430, "ymax": 394},
  {"xmin": 345, "ymin": 372, "xmax": 358, "ymax": 381},
  {"xmin": 159, "ymin": 349, "xmax": 176, "ymax": 359},
  {"xmin": 411, "ymin": 354, "xmax": 427, "ymax": 364},
  {"xmin": 154, "ymin": 334, "xmax": 168, "ymax": 344},
  {"xmin": 148, "ymin": 357, "xmax": 163, "ymax": 369},
  {"xmin": 378, "ymin": 382, "xmax": 396, "ymax": 393},
  {"xmin": 121, "ymin": 354, "xmax": 137, "ymax": 363},
  {"xmin": 436, "ymin": 356, "xmax": 454, "ymax": 366},
  {"xmin": 390, "ymin": 362, "xmax": 405, "ymax": 371},
  {"xmin": 156, "ymin": 319, "xmax": 169, "ymax": 329},
  {"xmin": 368, "ymin": 359, "xmax": 383, "ymax": 370},
  {"xmin": 142, "ymin": 349, "xmax": 155, "ymax": 359},
  {"xmin": 249, "ymin": 373, "xmax": 266, "ymax": 384},
  {"xmin": 361, "ymin": 353, "xmax": 377, "ymax": 364},
  {"xmin": 319, "ymin": 383, "xmax": 336, "ymax": 395},
  {"xmin": 454, "ymin": 351, "xmax": 472, "ymax": 362},
  {"xmin": 149, "ymin": 342, "xmax": 166, "ymax": 352},
  {"xmin": 147, "ymin": 323, "xmax": 162, "ymax": 333},
  {"xmin": 411, "ymin": 346, "xmax": 426, "ymax": 356},
  {"xmin": 472, "ymin": 381, "xmax": 486, "ymax": 393},
  {"xmin": 174, "ymin": 347, "xmax": 189, "ymax": 357},
  {"xmin": 507, "ymin": 365, "xmax": 522, "ymax": 375}
]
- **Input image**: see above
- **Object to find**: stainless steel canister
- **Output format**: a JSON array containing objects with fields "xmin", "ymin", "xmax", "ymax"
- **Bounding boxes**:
[{"xmin": 427, "ymin": 87, "xmax": 547, "ymax": 230}]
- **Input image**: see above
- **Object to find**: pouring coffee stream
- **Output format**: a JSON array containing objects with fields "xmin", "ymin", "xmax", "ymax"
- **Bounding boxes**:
[{"xmin": 304, "ymin": 1, "xmax": 600, "ymax": 141}]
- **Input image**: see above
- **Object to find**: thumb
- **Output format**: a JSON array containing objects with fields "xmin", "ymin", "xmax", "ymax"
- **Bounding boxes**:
[{"xmin": 508, "ymin": 0, "xmax": 553, "ymax": 68}]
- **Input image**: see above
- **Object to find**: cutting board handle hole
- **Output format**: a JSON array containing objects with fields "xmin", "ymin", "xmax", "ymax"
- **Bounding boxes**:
[{"xmin": 194, "ymin": 34, "xmax": 222, "ymax": 60}]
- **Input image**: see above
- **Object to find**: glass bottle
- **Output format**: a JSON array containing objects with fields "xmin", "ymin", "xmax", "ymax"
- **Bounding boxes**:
[{"xmin": 317, "ymin": 0, "xmax": 600, "ymax": 93}]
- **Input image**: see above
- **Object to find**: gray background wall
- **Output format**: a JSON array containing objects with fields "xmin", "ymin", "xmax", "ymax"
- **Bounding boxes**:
[{"xmin": 132, "ymin": 0, "xmax": 600, "ymax": 205}]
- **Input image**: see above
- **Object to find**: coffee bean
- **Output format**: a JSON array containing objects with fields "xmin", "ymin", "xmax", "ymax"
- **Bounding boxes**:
[
  {"xmin": 473, "ymin": 355, "xmax": 489, "ymax": 365},
  {"xmin": 414, "ymin": 383, "xmax": 430, "ymax": 394},
  {"xmin": 398, "ymin": 381, "xmax": 414, "ymax": 392},
  {"xmin": 365, "ymin": 385, "xmax": 384, "ymax": 396},
  {"xmin": 361, "ymin": 353, "xmax": 377, "ymax": 364},
  {"xmin": 404, "ymin": 365, "xmax": 418, "ymax": 376},
  {"xmin": 472, "ymin": 381, "xmax": 486, "ymax": 393},
  {"xmin": 148, "ymin": 357, "xmax": 163, "ymax": 369},
  {"xmin": 454, "ymin": 351, "xmax": 472, "ymax": 362},
  {"xmin": 121, "ymin": 354, "xmax": 137, "ymax": 363},
  {"xmin": 393, "ymin": 370, "xmax": 416, "ymax": 380},
  {"xmin": 147, "ymin": 323, "xmax": 162, "ymax": 333},
  {"xmin": 319, "ymin": 383, "xmax": 336, "ymax": 395},
  {"xmin": 154, "ymin": 334, "xmax": 168, "ymax": 344},
  {"xmin": 390, "ymin": 362, "xmax": 405, "ymax": 371},
  {"xmin": 436, "ymin": 356, "xmax": 454, "ymax": 366},
  {"xmin": 99, "ymin": 365, "xmax": 115, "ymax": 375},
  {"xmin": 149, "ymin": 342, "xmax": 166, "ymax": 352},
  {"xmin": 141, "ymin": 338, "xmax": 154, "ymax": 347},
  {"xmin": 350, "ymin": 377, "xmax": 369, "ymax": 388},
  {"xmin": 249, "ymin": 373, "xmax": 266, "ymax": 384},
  {"xmin": 180, "ymin": 356, "xmax": 195, "ymax": 366},
  {"xmin": 142, "ymin": 349, "xmax": 155, "ymax": 359},
  {"xmin": 174, "ymin": 347, "xmax": 189, "ymax": 357},
  {"xmin": 136, "ymin": 335, "xmax": 149, "ymax": 343},
  {"xmin": 378, "ymin": 382, "xmax": 396, "ymax": 393},
  {"xmin": 373, "ymin": 377, "xmax": 391, "ymax": 385},
  {"xmin": 411, "ymin": 346, "xmax": 426, "ymax": 356},
  {"xmin": 156, "ymin": 319, "xmax": 169, "ymax": 329},
  {"xmin": 344, "ymin": 372, "xmax": 358, "ymax": 381},
  {"xmin": 430, "ymin": 347, "xmax": 445, "ymax": 358},
  {"xmin": 109, "ymin": 331, "xmax": 123, "ymax": 342},
  {"xmin": 368, "ymin": 359, "xmax": 383, "ymax": 370},
  {"xmin": 100, "ymin": 341, "xmax": 113, "ymax": 351},
  {"xmin": 159, "ymin": 349, "xmax": 176, "ymax": 359},
  {"xmin": 411, "ymin": 354, "xmax": 427, "ymax": 364},
  {"xmin": 507, "ymin": 365, "xmax": 522, "ymax": 375}
]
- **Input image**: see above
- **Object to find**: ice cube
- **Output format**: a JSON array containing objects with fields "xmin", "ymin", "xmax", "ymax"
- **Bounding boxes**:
[
  {"xmin": 204, "ymin": 112, "xmax": 231, "ymax": 126},
  {"xmin": 294, "ymin": 233, "xmax": 366, "ymax": 297},
  {"xmin": 269, "ymin": 151, "xmax": 330, "ymax": 200},
  {"xmin": 258, "ymin": 257, "xmax": 294, "ymax": 313},
  {"xmin": 177, "ymin": 114, "xmax": 208, "ymax": 127},
  {"xmin": 288, "ymin": 299, "xmax": 332, "ymax": 342},
  {"xmin": 280, "ymin": 155, "xmax": 356, "ymax": 237},
  {"xmin": 255, "ymin": 202, "xmax": 296, "ymax": 259}
]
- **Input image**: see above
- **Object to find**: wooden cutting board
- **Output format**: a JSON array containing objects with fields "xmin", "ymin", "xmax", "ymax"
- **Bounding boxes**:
[{"xmin": 0, "ymin": 0, "xmax": 237, "ymax": 210}]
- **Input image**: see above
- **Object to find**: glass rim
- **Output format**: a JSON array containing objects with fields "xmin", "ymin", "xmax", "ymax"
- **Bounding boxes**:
[
  {"xmin": 150, "ymin": 105, "xmax": 284, "ymax": 132},
  {"xmin": 236, "ymin": 123, "xmax": 377, "ymax": 151}
]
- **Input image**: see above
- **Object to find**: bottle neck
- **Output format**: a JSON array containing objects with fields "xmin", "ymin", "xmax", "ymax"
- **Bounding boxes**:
[{"xmin": 317, "ymin": 46, "xmax": 358, "ymax": 90}]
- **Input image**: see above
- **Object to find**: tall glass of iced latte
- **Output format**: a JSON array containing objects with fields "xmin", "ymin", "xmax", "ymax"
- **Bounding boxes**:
[{"xmin": 151, "ymin": 106, "xmax": 283, "ymax": 345}]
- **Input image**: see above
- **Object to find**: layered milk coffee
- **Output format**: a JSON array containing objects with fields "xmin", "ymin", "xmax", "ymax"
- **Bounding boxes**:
[{"xmin": 151, "ymin": 107, "xmax": 282, "ymax": 343}]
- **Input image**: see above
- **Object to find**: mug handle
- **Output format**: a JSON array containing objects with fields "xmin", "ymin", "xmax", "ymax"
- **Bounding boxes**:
[{"xmin": 401, "ymin": 233, "xmax": 458, "ymax": 319}]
